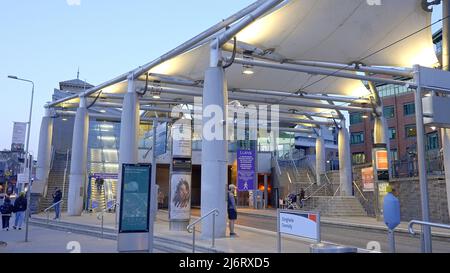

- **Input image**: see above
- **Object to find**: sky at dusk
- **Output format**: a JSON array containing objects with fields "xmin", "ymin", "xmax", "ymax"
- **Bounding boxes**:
[{"xmin": 0, "ymin": 1, "xmax": 444, "ymax": 157}]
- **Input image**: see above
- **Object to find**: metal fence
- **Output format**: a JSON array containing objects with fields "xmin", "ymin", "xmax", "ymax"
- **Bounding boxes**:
[{"xmin": 391, "ymin": 154, "xmax": 444, "ymax": 178}]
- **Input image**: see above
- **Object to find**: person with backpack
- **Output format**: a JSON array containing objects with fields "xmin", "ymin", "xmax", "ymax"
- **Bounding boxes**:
[
  {"xmin": 1, "ymin": 197, "xmax": 14, "ymax": 231},
  {"xmin": 52, "ymin": 187, "xmax": 62, "ymax": 220},
  {"xmin": 13, "ymin": 192, "xmax": 27, "ymax": 230}
]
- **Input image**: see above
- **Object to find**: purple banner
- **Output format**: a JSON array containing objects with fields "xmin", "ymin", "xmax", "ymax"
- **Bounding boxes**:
[{"xmin": 237, "ymin": 149, "xmax": 255, "ymax": 192}]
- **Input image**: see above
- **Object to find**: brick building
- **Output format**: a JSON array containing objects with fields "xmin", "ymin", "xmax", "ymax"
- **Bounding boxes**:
[{"xmin": 349, "ymin": 30, "xmax": 444, "ymax": 177}]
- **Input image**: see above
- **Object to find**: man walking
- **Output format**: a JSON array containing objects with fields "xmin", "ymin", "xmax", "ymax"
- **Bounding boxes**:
[
  {"xmin": 52, "ymin": 187, "xmax": 62, "ymax": 220},
  {"xmin": 13, "ymin": 192, "xmax": 27, "ymax": 230}
]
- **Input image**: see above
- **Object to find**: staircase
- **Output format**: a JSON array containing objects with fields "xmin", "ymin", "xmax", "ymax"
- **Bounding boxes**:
[
  {"xmin": 39, "ymin": 151, "xmax": 71, "ymax": 212},
  {"xmin": 303, "ymin": 196, "xmax": 367, "ymax": 217},
  {"xmin": 274, "ymin": 153, "xmax": 367, "ymax": 217}
]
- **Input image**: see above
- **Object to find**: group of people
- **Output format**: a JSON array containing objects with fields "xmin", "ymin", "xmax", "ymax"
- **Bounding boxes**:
[
  {"xmin": 285, "ymin": 188, "xmax": 306, "ymax": 209},
  {"xmin": 0, "ymin": 192, "xmax": 27, "ymax": 231}
]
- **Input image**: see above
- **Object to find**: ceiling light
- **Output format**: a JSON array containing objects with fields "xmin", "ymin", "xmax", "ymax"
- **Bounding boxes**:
[
  {"xmin": 62, "ymin": 118, "xmax": 68, "ymax": 121},
  {"xmin": 242, "ymin": 54, "xmax": 255, "ymax": 76},
  {"xmin": 100, "ymin": 110, "xmax": 106, "ymax": 113},
  {"xmin": 242, "ymin": 65, "xmax": 254, "ymax": 75}
]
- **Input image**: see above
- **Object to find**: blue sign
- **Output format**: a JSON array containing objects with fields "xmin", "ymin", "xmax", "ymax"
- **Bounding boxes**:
[{"xmin": 237, "ymin": 149, "xmax": 255, "ymax": 192}]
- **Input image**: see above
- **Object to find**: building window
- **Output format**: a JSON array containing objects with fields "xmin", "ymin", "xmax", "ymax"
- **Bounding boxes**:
[
  {"xmin": 350, "ymin": 113, "xmax": 363, "ymax": 125},
  {"xmin": 383, "ymin": 106, "xmax": 395, "ymax": 119},
  {"xmin": 405, "ymin": 125, "xmax": 417, "ymax": 138},
  {"xmin": 352, "ymin": 153, "xmax": 366, "ymax": 165},
  {"xmin": 426, "ymin": 132, "xmax": 440, "ymax": 151},
  {"xmin": 403, "ymin": 103, "xmax": 416, "ymax": 116},
  {"xmin": 390, "ymin": 149, "xmax": 398, "ymax": 161},
  {"xmin": 350, "ymin": 132, "xmax": 365, "ymax": 144},
  {"xmin": 388, "ymin": 128, "xmax": 397, "ymax": 140}
]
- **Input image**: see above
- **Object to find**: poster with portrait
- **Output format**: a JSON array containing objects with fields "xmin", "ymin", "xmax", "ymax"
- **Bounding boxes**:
[{"xmin": 170, "ymin": 173, "xmax": 192, "ymax": 220}]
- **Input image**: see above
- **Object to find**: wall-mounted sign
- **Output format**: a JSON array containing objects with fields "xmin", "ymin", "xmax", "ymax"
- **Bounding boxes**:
[
  {"xmin": 172, "ymin": 121, "xmax": 192, "ymax": 158},
  {"xmin": 170, "ymin": 173, "xmax": 191, "ymax": 220},
  {"xmin": 119, "ymin": 164, "xmax": 151, "ymax": 233},
  {"xmin": 172, "ymin": 159, "xmax": 192, "ymax": 173},
  {"xmin": 361, "ymin": 167, "xmax": 374, "ymax": 192},
  {"xmin": 375, "ymin": 150, "xmax": 388, "ymax": 171},
  {"xmin": 237, "ymin": 149, "xmax": 255, "ymax": 192}
]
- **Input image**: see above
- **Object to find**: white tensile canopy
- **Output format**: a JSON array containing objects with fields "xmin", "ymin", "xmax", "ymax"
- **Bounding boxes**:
[{"xmin": 52, "ymin": 0, "xmax": 439, "ymax": 116}]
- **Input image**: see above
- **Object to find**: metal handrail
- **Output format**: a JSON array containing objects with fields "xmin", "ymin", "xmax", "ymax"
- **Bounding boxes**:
[
  {"xmin": 44, "ymin": 200, "xmax": 63, "ymax": 224},
  {"xmin": 187, "ymin": 208, "xmax": 219, "ymax": 253},
  {"xmin": 324, "ymin": 173, "xmax": 332, "ymax": 184},
  {"xmin": 408, "ymin": 220, "xmax": 450, "ymax": 235},
  {"xmin": 97, "ymin": 200, "xmax": 118, "ymax": 239},
  {"xmin": 408, "ymin": 220, "xmax": 450, "ymax": 253},
  {"xmin": 353, "ymin": 181, "xmax": 368, "ymax": 202},
  {"xmin": 303, "ymin": 180, "xmax": 331, "ymax": 202}
]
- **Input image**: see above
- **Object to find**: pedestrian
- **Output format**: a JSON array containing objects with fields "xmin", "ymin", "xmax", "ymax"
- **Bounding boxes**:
[
  {"xmin": 1, "ymin": 197, "xmax": 14, "ymax": 231},
  {"xmin": 52, "ymin": 187, "xmax": 62, "ymax": 220},
  {"xmin": 13, "ymin": 192, "xmax": 27, "ymax": 230},
  {"xmin": 298, "ymin": 188, "xmax": 306, "ymax": 208},
  {"xmin": 227, "ymin": 184, "xmax": 238, "ymax": 237}
]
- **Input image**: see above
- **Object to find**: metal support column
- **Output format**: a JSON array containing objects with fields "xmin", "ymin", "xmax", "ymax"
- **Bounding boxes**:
[
  {"xmin": 67, "ymin": 96, "xmax": 89, "ymax": 216},
  {"xmin": 413, "ymin": 65, "xmax": 432, "ymax": 253}
]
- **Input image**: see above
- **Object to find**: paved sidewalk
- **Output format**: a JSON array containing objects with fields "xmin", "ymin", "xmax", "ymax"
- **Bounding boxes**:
[
  {"xmin": 0, "ymin": 225, "xmax": 118, "ymax": 253},
  {"xmin": 26, "ymin": 211, "xmax": 330, "ymax": 253},
  {"xmin": 236, "ymin": 208, "xmax": 450, "ymax": 238}
]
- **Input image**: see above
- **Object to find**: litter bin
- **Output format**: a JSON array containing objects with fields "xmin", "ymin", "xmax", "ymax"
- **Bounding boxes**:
[{"xmin": 310, "ymin": 243, "xmax": 358, "ymax": 253}]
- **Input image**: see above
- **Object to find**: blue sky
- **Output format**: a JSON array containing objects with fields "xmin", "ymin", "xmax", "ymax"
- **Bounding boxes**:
[
  {"xmin": 0, "ymin": 1, "xmax": 444, "ymax": 156},
  {"xmin": 0, "ymin": 0, "xmax": 254, "ymax": 155}
]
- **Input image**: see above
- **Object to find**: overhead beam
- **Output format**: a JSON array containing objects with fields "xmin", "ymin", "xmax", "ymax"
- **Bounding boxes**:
[
  {"xmin": 233, "ymin": 58, "xmax": 413, "ymax": 86},
  {"xmin": 231, "ymin": 88, "xmax": 370, "ymax": 104},
  {"xmin": 146, "ymin": 85, "xmax": 374, "ymax": 113},
  {"xmin": 223, "ymin": 41, "xmax": 412, "ymax": 77}
]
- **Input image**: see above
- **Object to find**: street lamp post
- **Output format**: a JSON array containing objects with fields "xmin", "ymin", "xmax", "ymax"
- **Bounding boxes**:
[{"xmin": 7, "ymin": 75, "xmax": 34, "ymax": 243}]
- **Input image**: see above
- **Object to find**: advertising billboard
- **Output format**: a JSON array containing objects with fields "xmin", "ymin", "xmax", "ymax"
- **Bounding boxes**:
[
  {"xmin": 169, "ymin": 173, "xmax": 192, "ymax": 220},
  {"xmin": 119, "ymin": 164, "xmax": 151, "ymax": 233},
  {"xmin": 237, "ymin": 149, "xmax": 255, "ymax": 192}
]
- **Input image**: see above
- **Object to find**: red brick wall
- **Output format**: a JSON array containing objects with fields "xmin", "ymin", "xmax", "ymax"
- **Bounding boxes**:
[{"xmin": 350, "ymin": 92, "xmax": 441, "ymax": 164}]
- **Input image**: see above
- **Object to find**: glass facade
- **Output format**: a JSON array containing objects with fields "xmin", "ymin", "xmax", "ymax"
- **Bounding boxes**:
[
  {"xmin": 377, "ymin": 84, "xmax": 414, "ymax": 98},
  {"xmin": 88, "ymin": 121, "xmax": 121, "ymax": 174}
]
